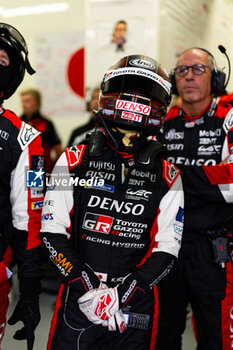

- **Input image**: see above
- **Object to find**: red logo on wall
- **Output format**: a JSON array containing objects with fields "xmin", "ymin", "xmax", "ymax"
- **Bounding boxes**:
[{"xmin": 67, "ymin": 47, "xmax": 85, "ymax": 98}]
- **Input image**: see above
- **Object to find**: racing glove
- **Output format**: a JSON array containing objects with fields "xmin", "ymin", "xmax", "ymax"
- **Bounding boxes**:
[
  {"xmin": 78, "ymin": 253, "xmax": 174, "ymax": 330},
  {"xmin": 103, "ymin": 310, "xmax": 127, "ymax": 333},
  {"xmin": 8, "ymin": 278, "xmax": 41, "ymax": 350},
  {"xmin": 78, "ymin": 272, "xmax": 149, "ymax": 322},
  {"xmin": 78, "ymin": 287, "xmax": 127, "ymax": 333},
  {"xmin": 78, "ymin": 287, "xmax": 120, "ymax": 323}
]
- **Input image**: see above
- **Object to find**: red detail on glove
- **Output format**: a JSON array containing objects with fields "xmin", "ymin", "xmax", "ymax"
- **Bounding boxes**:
[
  {"xmin": 119, "ymin": 320, "xmax": 127, "ymax": 333},
  {"xmin": 95, "ymin": 292, "xmax": 114, "ymax": 320}
]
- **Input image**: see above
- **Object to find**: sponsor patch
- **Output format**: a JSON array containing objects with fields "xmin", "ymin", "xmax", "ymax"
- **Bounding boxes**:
[
  {"xmin": 131, "ymin": 169, "xmax": 156, "ymax": 182},
  {"xmin": 42, "ymin": 213, "xmax": 54, "ymax": 221},
  {"xmin": 95, "ymin": 271, "xmax": 108, "ymax": 282},
  {"xmin": 86, "ymin": 183, "xmax": 115, "ymax": 193},
  {"xmin": 0, "ymin": 130, "xmax": 9, "ymax": 140},
  {"xmin": 148, "ymin": 118, "xmax": 160, "ymax": 125},
  {"xmin": 197, "ymin": 145, "xmax": 221, "ymax": 155},
  {"xmin": 104, "ymin": 67, "xmax": 171, "ymax": 94},
  {"xmin": 66, "ymin": 145, "xmax": 86, "ymax": 169},
  {"xmin": 44, "ymin": 199, "xmax": 54, "ymax": 206},
  {"xmin": 53, "ymin": 253, "xmax": 74, "ymax": 274},
  {"xmin": 82, "ymin": 212, "xmax": 114, "ymax": 234},
  {"xmin": 174, "ymin": 224, "xmax": 183, "ymax": 236},
  {"xmin": 30, "ymin": 188, "xmax": 44, "ymax": 198},
  {"xmin": 129, "ymin": 58, "xmax": 155, "ymax": 69},
  {"xmin": 163, "ymin": 160, "xmax": 180, "ymax": 187},
  {"xmin": 87, "ymin": 195, "xmax": 145, "ymax": 216},
  {"xmin": 184, "ymin": 117, "xmax": 204, "ymax": 128},
  {"xmin": 176, "ymin": 206, "xmax": 184, "ymax": 223},
  {"xmin": 31, "ymin": 155, "xmax": 44, "ymax": 170},
  {"xmin": 228, "ymin": 130, "xmax": 233, "ymax": 145},
  {"xmin": 165, "ymin": 129, "xmax": 184, "ymax": 141},
  {"xmin": 121, "ymin": 111, "xmax": 142, "ymax": 122},
  {"xmin": 102, "ymin": 109, "xmax": 114, "ymax": 116},
  {"xmin": 31, "ymin": 201, "xmax": 43, "ymax": 210},
  {"xmin": 116, "ymin": 100, "xmax": 151, "ymax": 116},
  {"xmin": 17, "ymin": 122, "xmax": 39, "ymax": 150},
  {"xmin": 47, "ymin": 185, "xmax": 56, "ymax": 191},
  {"xmin": 128, "ymin": 179, "xmax": 145, "ymax": 186},
  {"xmin": 223, "ymin": 108, "xmax": 233, "ymax": 133},
  {"xmin": 125, "ymin": 188, "xmax": 152, "ymax": 201}
]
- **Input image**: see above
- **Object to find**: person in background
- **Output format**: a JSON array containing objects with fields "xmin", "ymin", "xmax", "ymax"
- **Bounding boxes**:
[
  {"xmin": 162, "ymin": 47, "xmax": 233, "ymax": 349},
  {"xmin": 111, "ymin": 20, "xmax": 127, "ymax": 51},
  {"xmin": 41, "ymin": 55, "xmax": 184, "ymax": 350},
  {"xmin": 0, "ymin": 23, "xmax": 44, "ymax": 350},
  {"xmin": 67, "ymin": 86, "xmax": 100, "ymax": 147},
  {"xmin": 20, "ymin": 88, "xmax": 63, "ymax": 174}
]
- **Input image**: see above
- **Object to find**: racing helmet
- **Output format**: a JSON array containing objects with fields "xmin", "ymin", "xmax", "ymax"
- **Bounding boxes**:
[
  {"xmin": 99, "ymin": 55, "xmax": 171, "ymax": 133},
  {"xmin": 0, "ymin": 23, "xmax": 35, "ymax": 101}
]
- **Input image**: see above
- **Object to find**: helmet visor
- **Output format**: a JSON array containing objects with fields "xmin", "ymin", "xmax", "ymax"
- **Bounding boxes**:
[
  {"xmin": 0, "ymin": 23, "xmax": 35, "ymax": 75},
  {"xmin": 0, "ymin": 23, "xmax": 28, "ymax": 55},
  {"xmin": 102, "ymin": 67, "xmax": 171, "ymax": 105}
]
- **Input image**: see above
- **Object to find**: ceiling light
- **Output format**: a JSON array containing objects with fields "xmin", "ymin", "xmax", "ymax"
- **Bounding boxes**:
[{"xmin": 0, "ymin": 3, "xmax": 69, "ymax": 17}]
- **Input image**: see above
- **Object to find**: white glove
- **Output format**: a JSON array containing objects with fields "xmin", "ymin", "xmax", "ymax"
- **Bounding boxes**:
[
  {"xmin": 78, "ymin": 287, "xmax": 119, "ymax": 324},
  {"xmin": 104, "ymin": 310, "xmax": 127, "ymax": 333}
]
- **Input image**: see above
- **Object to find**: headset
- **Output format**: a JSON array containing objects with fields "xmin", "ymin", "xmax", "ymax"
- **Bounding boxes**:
[{"xmin": 170, "ymin": 47, "xmax": 227, "ymax": 97}]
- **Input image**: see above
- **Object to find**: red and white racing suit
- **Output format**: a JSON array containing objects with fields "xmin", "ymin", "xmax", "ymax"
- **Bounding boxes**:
[
  {"xmin": 0, "ymin": 107, "xmax": 43, "ymax": 346},
  {"xmin": 162, "ymin": 98, "xmax": 233, "ymax": 350},
  {"xmin": 41, "ymin": 136, "xmax": 184, "ymax": 350}
]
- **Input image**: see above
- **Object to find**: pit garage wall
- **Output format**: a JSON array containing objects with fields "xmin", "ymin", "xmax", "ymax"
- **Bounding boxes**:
[
  {"xmin": 157, "ymin": 0, "xmax": 233, "ymax": 92},
  {"xmin": 3, "ymin": 0, "xmax": 233, "ymax": 147},
  {"xmin": 85, "ymin": 0, "xmax": 159, "ymax": 91}
]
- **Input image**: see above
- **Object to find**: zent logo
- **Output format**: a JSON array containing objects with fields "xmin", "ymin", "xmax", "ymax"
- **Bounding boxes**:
[
  {"xmin": 82, "ymin": 212, "xmax": 113, "ymax": 234},
  {"xmin": 121, "ymin": 112, "xmax": 142, "ymax": 122}
]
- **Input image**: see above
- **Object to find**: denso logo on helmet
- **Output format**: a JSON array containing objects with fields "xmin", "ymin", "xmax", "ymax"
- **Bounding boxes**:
[
  {"xmin": 116, "ymin": 100, "xmax": 151, "ymax": 115},
  {"xmin": 129, "ymin": 59, "xmax": 155, "ymax": 70}
]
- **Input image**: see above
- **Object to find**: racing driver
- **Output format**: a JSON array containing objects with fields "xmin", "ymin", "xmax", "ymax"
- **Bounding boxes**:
[
  {"xmin": 0, "ymin": 23, "xmax": 44, "ymax": 350},
  {"xmin": 41, "ymin": 55, "xmax": 184, "ymax": 350}
]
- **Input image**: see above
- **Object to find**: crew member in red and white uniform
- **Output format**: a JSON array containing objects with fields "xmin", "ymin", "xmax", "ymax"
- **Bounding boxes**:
[
  {"xmin": 41, "ymin": 55, "xmax": 184, "ymax": 350},
  {"xmin": 163, "ymin": 47, "xmax": 233, "ymax": 350},
  {"xmin": 0, "ymin": 23, "xmax": 44, "ymax": 350}
]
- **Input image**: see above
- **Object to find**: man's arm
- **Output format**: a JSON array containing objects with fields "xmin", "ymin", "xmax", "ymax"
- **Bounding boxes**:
[
  {"xmin": 40, "ymin": 152, "xmax": 101, "ymax": 297},
  {"xmin": 8, "ymin": 131, "xmax": 44, "ymax": 350}
]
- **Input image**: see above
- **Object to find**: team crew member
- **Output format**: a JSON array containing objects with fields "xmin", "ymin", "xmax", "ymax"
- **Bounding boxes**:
[
  {"xmin": 41, "ymin": 55, "xmax": 184, "ymax": 350},
  {"xmin": 0, "ymin": 23, "xmax": 44, "ymax": 350},
  {"xmin": 163, "ymin": 47, "xmax": 233, "ymax": 349},
  {"xmin": 20, "ymin": 88, "xmax": 62, "ymax": 175},
  {"xmin": 67, "ymin": 86, "xmax": 100, "ymax": 147}
]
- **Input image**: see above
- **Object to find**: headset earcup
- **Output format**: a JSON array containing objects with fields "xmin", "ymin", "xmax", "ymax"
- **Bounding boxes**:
[
  {"xmin": 169, "ymin": 71, "xmax": 178, "ymax": 95},
  {"xmin": 211, "ymin": 69, "xmax": 226, "ymax": 96}
]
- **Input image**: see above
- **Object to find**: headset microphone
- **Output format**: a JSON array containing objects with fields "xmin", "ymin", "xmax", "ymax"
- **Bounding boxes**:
[
  {"xmin": 218, "ymin": 45, "xmax": 231, "ymax": 89},
  {"xmin": 218, "ymin": 45, "xmax": 226, "ymax": 54}
]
